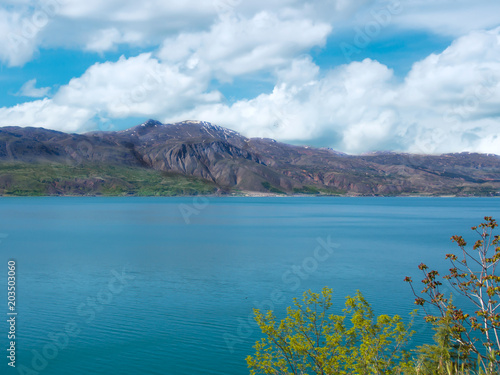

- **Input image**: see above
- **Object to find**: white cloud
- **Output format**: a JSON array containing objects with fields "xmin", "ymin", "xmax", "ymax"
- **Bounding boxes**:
[
  {"xmin": 0, "ymin": 0, "xmax": 315, "ymax": 66},
  {"xmin": 84, "ymin": 28, "xmax": 121, "ymax": 53},
  {"xmin": 0, "ymin": 99, "xmax": 94, "ymax": 132},
  {"xmin": 0, "ymin": 8, "xmax": 40, "ymax": 67},
  {"xmin": 0, "ymin": 0, "xmax": 217, "ymax": 66},
  {"xmin": 164, "ymin": 58, "xmax": 400, "ymax": 152},
  {"xmin": 402, "ymin": 27, "xmax": 500, "ymax": 106},
  {"xmin": 1, "ymin": 8, "xmax": 500, "ymax": 155},
  {"xmin": 54, "ymin": 53, "xmax": 221, "ymax": 118},
  {"xmin": 397, "ymin": 27, "xmax": 500, "ymax": 153},
  {"xmin": 160, "ymin": 28, "xmax": 500, "ymax": 154},
  {"xmin": 0, "ymin": 53, "xmax": 221, "ymax": 132},
  {"xmin": 16, "ymin": 79, "xmax": 51, "ymax": 98},
  {"xmin": 1, "ymin": 0, "xmax": 499, "ymax": 68},
  {"xmin": 276, "ymin": 57, "xmax": 320, "ymax": 86},
  {"xmin": 157, "ymin": 12, "xmax": 332, "ymax": 80}
]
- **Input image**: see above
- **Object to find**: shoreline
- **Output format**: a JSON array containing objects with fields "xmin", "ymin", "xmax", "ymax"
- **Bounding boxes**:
[{"xmin": 0, "ymin": 193, "xmax": 498, "ymax": 198}]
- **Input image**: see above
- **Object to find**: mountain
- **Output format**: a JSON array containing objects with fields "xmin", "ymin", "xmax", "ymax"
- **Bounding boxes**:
[{"xmin": 0, "ymin": 119, "xmax": 499, "ymax": 196}]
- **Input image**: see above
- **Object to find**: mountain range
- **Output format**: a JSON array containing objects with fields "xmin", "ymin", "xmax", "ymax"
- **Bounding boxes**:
[{"xmin": 0, "ymin": 119, "xmax": 499, "ymax": 196}]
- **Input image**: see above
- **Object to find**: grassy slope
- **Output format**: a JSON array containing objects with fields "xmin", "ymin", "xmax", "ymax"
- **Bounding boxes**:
[{"xmin": 0, "ymin": 163, "xmax": 218, "ymax": 196}]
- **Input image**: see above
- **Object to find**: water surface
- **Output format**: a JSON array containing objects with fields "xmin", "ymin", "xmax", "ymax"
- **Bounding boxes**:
[{"xmin": 1, "ymin": 197, "xmax": 498, "ymax": 374}]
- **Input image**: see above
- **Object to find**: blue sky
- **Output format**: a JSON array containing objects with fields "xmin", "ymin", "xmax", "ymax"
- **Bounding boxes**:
[{"xmin": 1, "ymin": 0, "xmax": 500, "ymax": 154}]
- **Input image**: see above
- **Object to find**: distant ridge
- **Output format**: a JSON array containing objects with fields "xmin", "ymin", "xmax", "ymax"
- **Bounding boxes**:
[{"xmin": 0, "ymin": 119, "xmax": 499, "ymax": 196}]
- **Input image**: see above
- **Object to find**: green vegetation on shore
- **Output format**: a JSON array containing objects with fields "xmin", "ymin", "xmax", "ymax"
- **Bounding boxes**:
[{"xmin": 0, "ymin": 163, "xmax": 218, "ymax": 196}]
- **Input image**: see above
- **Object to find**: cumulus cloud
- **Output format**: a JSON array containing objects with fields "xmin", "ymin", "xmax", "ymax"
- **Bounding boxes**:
[
  {"xmin": 1, "ymin": 2, "xmax": 500, "ymax": 155},
  {"xmin": 16, "ymin": 79, "xmax": 51, "ymax": 98},
  {"xmin": 0, "ymin": 7, "xmax": 41, "ymax": 67},
  {"xmin": 161, "ymin": 28, "xmax": 500, "ymax": 154},
  {"xmin": 157, "ymin": 12, "xmax": 331, "ymax": 79},
  {"xmin": 2, "ymin": 27, "xmax": 500, "ymax": 153},
  {"xmin": 0, "ymin": 53, "xmax": 222, "ymax": 132},
  {"xmin": 54, "ymin": 53, "xmax": 221, "ymax": 118},
  {"xmin": 165, "ymin": 58, "xmax": 400, "ymax": 152},
  {"xmin": 0, "ymin": 0, "xmax": 333, "ymax": 66},
  {"xmin": 0, "ymin": 0, "xmax": 215, "ymax": 66},
  {"xmin": 83, "ymin": 28, "xmax": 141, "ymax": 53},
  {"xmin": 3, "ymin": 0, "xmax": 499, "ymax": 67},
  {"xmin": 0, "ymin": 99, "xmax": 94, "ymax": 132}
]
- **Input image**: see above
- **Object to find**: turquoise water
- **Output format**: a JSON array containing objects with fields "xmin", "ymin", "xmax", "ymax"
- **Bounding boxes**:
[{"xmin": 1, "ymin": 197, "xmax": 499, "ymax": 374}]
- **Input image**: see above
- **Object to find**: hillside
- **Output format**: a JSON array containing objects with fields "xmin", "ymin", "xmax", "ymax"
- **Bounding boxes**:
[{"xmin": 0, "ymin": 119, "xmax": 499, "ymax": 196}]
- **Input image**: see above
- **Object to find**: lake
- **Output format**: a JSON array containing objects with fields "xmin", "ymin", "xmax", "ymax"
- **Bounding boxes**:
[{"xmin": 1, "ymin": 197, "xmax": 499, "ymax": 374}]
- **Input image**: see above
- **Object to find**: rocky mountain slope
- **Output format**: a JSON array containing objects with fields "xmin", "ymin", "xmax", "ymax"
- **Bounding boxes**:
[{"xmin": 0, "ymin": 119, "xmax": 499, "ymax": 196}]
